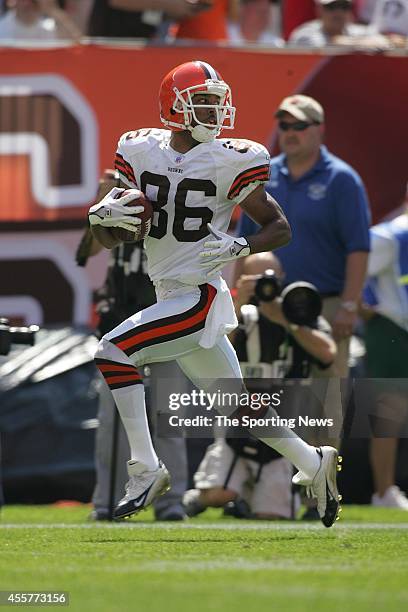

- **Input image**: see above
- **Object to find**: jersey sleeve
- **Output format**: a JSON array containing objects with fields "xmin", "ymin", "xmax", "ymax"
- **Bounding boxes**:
[
  {"xmin": 114, "ymin": 131, "xmax": 140, "ymax": 188},
  {"xmin": 225, "ymin": 140, "xmax": 271, "ymax": 205}
]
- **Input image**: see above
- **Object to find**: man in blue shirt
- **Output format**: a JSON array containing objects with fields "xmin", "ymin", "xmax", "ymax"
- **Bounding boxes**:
[{"xmin": 236, "ymin": 94, "xmax": 371, "ymax": 377}]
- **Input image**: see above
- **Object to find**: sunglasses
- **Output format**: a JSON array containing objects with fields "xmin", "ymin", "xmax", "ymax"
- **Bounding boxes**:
[
  {"xmin": 278, "ymin": 121, "xmax": 317, "ymax": 132},
  {"xmin": 323, "ymin": 1, "xmax": 352, "ymax": 11}
]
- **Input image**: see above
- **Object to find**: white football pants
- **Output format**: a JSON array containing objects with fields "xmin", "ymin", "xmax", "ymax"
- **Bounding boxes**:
[{"xmin": 95, "ymin": 283, "xmax": 320, "ymax": 480}]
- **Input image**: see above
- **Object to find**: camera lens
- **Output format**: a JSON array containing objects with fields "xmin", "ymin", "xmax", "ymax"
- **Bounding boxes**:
[
  {"xmin": 281, "ymin": 282, "xmax": 322, "ymax": 326},
  {"xmin": 254, "ymin": 269, "xmax": 281, "ymax": 302}
]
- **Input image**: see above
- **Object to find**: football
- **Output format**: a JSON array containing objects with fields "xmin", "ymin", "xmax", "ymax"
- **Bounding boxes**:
[{"xmin": 111, "ymin": 190, "xmax": 153, "ymax": 243}]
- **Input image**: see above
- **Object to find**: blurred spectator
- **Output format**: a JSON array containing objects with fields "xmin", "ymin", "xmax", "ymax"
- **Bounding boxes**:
[
  {"xmin": 235, "ymin": 95, "xmax": 371, "ymax": 379},
  {"xmin": 63, "ymin": 0, "xmax": 94, "ymax": 34},
  {"xmin": 355, "ymin": 0, "xmax": 378, "ymax": 22},
  {"xmin": 362, "ymin": 197, "xmax": 408, "ymax": 510},
  {"xmin": 183, "ymin": 252, "xmax": 336, "ymax": 520},
  {"xmin": 174, "ymin": 0, "xmax": 234, "ymax": 41},
  {"xmin": 282, "ymin": 0, "xmax": 316, "ymax": 40},
  {"xmin": 0, "ymin": 0, "xmax": 82, "ymax": 40},
  {"xmin": 358, "ymin": 0, "xmax": 408, "ymax": 47},
  {"xmin": 228, "ymin": 0, "xmax": 284, "ymax": 45},
  {"xmin": 370, "ymin": 0, "xmax": 408, "ymax": 34},
  {"xmin": 288, "ymin": 0, "xmax": 368, "ymax": 46},
  {"xmin": 88, "ymin": 0, "xmax": 211, "ymax": 38},
  {"xmin": 336, "ymin": 0, "xmax": 408, "ymax": 48}
]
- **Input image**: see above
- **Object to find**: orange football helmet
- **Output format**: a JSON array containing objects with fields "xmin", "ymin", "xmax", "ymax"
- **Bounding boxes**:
[{"xmin": 159, "ymin": 60, "xmax": 235, "ymax": 142}]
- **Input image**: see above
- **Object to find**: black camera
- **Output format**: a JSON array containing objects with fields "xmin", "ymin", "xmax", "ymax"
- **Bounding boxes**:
[
  {"xmin": 254, "ymin": 269, "xmax": 282, "ymax": 302},
  {"xmin": 281, "ymin": 282, "xmax": 322, "ymax": 326},
  {"xmin": 0, "ymin": 318, "xmax": 39, "ymax": 356},
  {"xmin": 254, "ymin": 270, "xmax": 322, "ymax": 326}
]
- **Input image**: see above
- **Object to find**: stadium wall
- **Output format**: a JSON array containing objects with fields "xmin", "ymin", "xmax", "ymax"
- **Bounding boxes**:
[{"xmin": 0, "ymin": 45, "xmax": 406, "ymax": 324}]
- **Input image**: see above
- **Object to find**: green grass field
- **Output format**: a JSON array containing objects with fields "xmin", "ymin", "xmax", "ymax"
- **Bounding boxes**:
[{"xmin": 1, "ymin": 505, "xmax": 408, "ymax": 612}]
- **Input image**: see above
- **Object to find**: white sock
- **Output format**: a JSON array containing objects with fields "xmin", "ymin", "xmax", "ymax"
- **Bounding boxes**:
[
  {"xmin": 237, "ymin": 404, "xmax": 320, "ymax": 478},
  {"xmin": 261, "ymin": 435, "xmax": 320, "ymax": 479},
  {"xmin": 112, "ymin": 384, "xmax": 158, "ymax": 471}
]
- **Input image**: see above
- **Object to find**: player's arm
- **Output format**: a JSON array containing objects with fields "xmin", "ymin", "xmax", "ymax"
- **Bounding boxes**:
[
  {"xmin": 239, "ymin": 184, "xmax": 291, "ymax": 253},
  {"xmin": 88, "ymin": 171, "xmax": 123, "ymax": 250},
  {"xmin": 88, "ymin": 187, "xmax": 144, "ymax": 250},
  {"xmin": 88, "ymin": 126, "xmax": 148, "ymax": 250},
  {"xmin": 76, "ymin": 171, "xmax": 123, "ymax": 256},
  {"xmin": 90, "ymin": 180, "xmax": 131, "ymax": 250},
  {"xmin": 200, "ymin": 141, "xmax": 290, "ymax": 276},
  {"xmin": 200, "ymin": 185, "xmax": 290, "ymax": 277}
]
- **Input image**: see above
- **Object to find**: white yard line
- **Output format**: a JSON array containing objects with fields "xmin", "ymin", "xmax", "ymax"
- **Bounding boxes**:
[{"xmin": 1, "ymin": 522, "xmax": 408, "ymax": 530}]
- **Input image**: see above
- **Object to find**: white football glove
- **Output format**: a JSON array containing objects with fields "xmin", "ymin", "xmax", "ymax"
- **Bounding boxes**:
[
  {"xmin": 88, "ymin": 187, "xmax": 144, "ymax": 232},
  {"xmin": 200, "ymin": 223, "xmax": 251, "ymax": 276}
]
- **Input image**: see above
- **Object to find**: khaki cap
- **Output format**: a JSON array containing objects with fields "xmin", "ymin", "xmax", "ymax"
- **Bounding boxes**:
[{"xmin": 275, "ymin": 95, "xmax": 324, "ymax": 124}]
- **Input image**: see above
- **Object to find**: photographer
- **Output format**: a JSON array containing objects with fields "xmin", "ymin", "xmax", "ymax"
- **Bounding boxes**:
[
  {"xmin": 183, "ymin": 252, "xmax": 336, "ymax": 520},
  {"xmin": 230, "ymin": 252, "xmax": 336, "ymax": 375}
]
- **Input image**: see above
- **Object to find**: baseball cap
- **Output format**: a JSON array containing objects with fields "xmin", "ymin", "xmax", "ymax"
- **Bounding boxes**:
[{"xmin": 275, "ymin": 95, "xmax": 325, "ymax": 124}]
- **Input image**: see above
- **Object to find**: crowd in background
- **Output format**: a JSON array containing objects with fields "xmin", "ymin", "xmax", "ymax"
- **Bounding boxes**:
[{"xmin": 0, "ymin": 0, "xmax": 407, "ymax": 49}]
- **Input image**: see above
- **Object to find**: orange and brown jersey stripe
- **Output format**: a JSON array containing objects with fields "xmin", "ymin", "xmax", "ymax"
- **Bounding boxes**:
[
  {"xmin": 95, "ymin": 358, "xmax": 143, "ymax": 390},
  {"xmin": 114, "ymin": 153, "xmax": 137, "ymax": 186},
  {"xmin": 111, "ymin": 284, "xmax": 217, "ymax": 357},
  {"xmin": 227, "ymin": 165, "xmax": 270, "ymax": 200}
]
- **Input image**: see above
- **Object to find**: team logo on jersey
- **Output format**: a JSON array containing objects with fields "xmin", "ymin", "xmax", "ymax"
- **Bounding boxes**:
[
  {"xmin": 175, "ymin": 155, "xmax": 184, "ymax": 164},
  {"xmin": 308, "ymin": 183, "xmax": 327, "ymax": 201},
  {"xmin": 222, "ymin": 140, "xmax": 250, "ymax": 154}
]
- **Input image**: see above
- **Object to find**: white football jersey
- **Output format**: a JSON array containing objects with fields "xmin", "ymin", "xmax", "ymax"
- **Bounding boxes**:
[{"xmin": 115, "ymin": 128, "xmax": 270, "ymax": 285}]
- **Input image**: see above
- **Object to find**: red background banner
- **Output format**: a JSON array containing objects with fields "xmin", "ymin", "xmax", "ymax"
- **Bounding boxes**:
[
  {"xmin": 0, "ymin": 45, "xmax": 407, "ymax": 325},
  {"xmin": 2, "ymin": 45, "xmax": 406, "ymax": 225}
]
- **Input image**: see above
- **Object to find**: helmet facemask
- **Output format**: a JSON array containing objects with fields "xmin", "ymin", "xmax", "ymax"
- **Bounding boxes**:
[{"xmin": 168, "ymin": 80, "xmax": 235, "ymax": 143}]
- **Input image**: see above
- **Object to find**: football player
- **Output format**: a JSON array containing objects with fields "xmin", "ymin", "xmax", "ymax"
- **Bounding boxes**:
[{"xmin": 88, "ymin": 60, "xmax": 341, "ymax": 527}]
